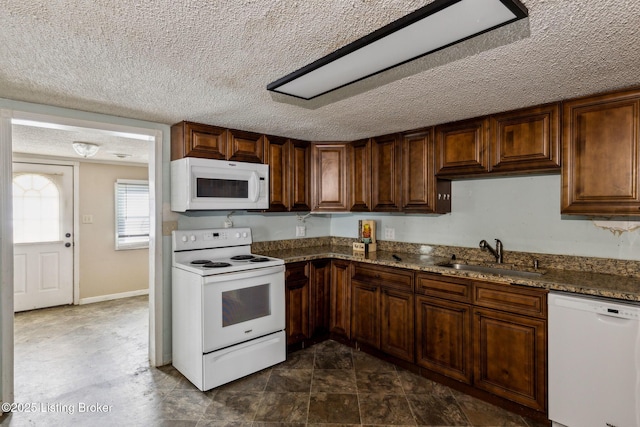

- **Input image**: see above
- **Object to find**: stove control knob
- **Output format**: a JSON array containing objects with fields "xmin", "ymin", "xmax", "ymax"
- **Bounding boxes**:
[
  {"xmin": 243, "ymin": 232, "xmax": 248, "ymax": 238},
  {"xmin": 190, "ymin": 235, "xmax": 196, "ymax": 242},
  {"xmin": 181, "ymin": 236, "xmax": 188, "ymax": 243},
  {"xmin": 235, "ymin": 232, "xmax": 241, "ymax": 238}
]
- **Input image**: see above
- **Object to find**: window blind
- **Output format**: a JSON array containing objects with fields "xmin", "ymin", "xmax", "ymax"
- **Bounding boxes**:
[{"xmin": 115, "ymin": 179, "xmax": 149, "ymax": 250}]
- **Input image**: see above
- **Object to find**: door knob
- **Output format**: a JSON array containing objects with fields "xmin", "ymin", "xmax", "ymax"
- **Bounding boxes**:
[
  {"xmin": 65, "ymin": 243, "xmax": 71, "ymax": 247},
  {"xmin": 65, "ymin": 233, "xmax": 71, "ymax": 238}
]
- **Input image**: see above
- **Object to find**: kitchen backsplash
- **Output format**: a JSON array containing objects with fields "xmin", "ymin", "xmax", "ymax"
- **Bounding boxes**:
[{"xmin": 252, "ymin": 237, "xmax": 640, "ymax": 278}]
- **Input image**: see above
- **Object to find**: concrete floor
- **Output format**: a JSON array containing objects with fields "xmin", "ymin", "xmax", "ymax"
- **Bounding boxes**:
[{"xmin": 2, "ymin": 296, "xmax": 547, "ymax": 426}]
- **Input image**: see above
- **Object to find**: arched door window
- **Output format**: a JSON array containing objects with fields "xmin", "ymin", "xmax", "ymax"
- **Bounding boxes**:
[{"xmin": 12, "ymin": 173, "xmax": 60, "ymax": 243}]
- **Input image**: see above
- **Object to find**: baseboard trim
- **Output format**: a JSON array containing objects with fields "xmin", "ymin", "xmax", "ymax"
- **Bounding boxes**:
[{"xmin": 79, "ymin": 288, "xmax": 149, "ymax": 305}]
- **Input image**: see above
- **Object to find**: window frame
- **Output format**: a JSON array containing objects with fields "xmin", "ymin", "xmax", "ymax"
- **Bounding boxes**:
[{"xmin": 114, "ymin": 179, "xmax": 150, "ymax": 251}]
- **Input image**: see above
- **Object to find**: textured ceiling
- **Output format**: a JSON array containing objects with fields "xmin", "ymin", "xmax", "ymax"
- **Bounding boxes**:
[{"xmin": 2, "ymin": 0, "xmax": 640, "ymax": 151}]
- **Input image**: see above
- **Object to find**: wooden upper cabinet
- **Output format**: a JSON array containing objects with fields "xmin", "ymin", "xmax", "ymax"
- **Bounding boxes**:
[
  {"xmin": 562, "ymin": 88, "xmax": 640, "ymax": 215},
  {"xmin": 436, "ymin": 117, "xmax": 489, "ymax": 177},
  {"xmin": 227, "ymin": 129, "xmax": 264, "ymax": 163},
  {"xmin": 265, "ymin": 137, "xmax": 311, "ymax": 212},
  {"xmin": 371, "ymin": 133, "xmax": 402, "ymax": 211},
  {"xmin": 289, "ymin": 139, "xmax": 312, "ymax": 211},
  {"xmin": 401, "ymin": 128, "xmax": 451, "ymax": 214},
  {"xmin": 349, "ymin": 139, "xmax": 371, "ymax": 212},
  {"xmin": 312, "ymin": 143, "xmax": 349, "ymax": 212},
  {"xmin": 265, "ymin": 135, "xmax": 289, "ymax": 212},
  {"xmin": 171, "ymin": 121, "xmax": 228, "ymax": 160},
  {"xmin": 489, "ymin": 103, "xmax": 561, "ymax": 174}
]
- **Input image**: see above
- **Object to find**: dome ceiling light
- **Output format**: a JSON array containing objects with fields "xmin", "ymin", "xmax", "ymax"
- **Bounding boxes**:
[{"xmin": 72, "ymin": 141, "xmax": 100, "ymax": 158}]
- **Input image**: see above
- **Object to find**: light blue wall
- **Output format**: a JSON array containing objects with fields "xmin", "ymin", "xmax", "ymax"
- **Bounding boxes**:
[{"xmin": 330, "ymin": 175, "xmax": 640, "ymax": 261}]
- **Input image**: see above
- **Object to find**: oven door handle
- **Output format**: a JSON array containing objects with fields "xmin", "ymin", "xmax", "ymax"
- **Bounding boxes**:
[{"xmin": 248, "ymin": 171, "xmax": 260, "ymax": 202}]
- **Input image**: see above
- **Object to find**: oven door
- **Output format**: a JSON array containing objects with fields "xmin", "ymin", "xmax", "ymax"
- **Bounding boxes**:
[{"xmin": 202, "ymin": 265, "xmax": 285, "ymax": 353}]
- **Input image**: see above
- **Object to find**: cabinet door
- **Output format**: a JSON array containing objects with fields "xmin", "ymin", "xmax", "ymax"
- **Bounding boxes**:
[
  {"xmin": 171, "ymin": 121, "xmax": 228, "ymax": 160},
  {"xmin": 289, "ymin": 140, "xmax": 312, "ymax": 211},
  {"xmin": 436, "ymin": 118, "xmax": 489, "ymax": 177},
  {"xmin": 415, "ymin": 295, "xmax": 472, "ymax": 384},
  {"xmin": 380, "ymin": 288, "xmax": 414, "ymax": 362},
  {"xmin": 474, "ymin": 307, "xmax": 546, "ymax": 411},
  {"xmin": 402, "ymin": 129, "xmax": 439, "ymax": 213},
  {"xmin": 330, "ymin": 260, "xmax": 351, "ymax": 339},
  {"xmin": 349, "ymin": 139, "xmax": 371, "ymax": 211},
  {"xmin": 285, "ymin": 262, "xmax": 310, "ymax": 345},
  {"xmin": 562, "ymin": 89, "xmax": 640, "ymax": 215},
  {"xmin": 351, "ymin": 281, "xmax": 379, "ymax": 348},
  {"xmin": 265, "ymin": 135, "xmax": 289, "ymax": 212},
  {"xmin": 371, "ymin": 134, "xmax": 402, "ymax": 211},
  {"xmin": 312, "ymin": 143, "xmax": 349, "ymax": 211},
  {"xmin": 227, "ymin": 129, "xmax": 264, "ymax": 163},
  {"xmin": 310, "ymin": 259, "xmax": 331, "ymax": 338},
  {"xmin": 490, "ymin": 103, "xmax": 560, "ymax": 174}
]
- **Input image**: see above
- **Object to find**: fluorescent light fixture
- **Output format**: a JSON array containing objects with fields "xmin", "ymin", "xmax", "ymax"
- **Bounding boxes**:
[
  {"xmin": 72, "ymin": 141, "xmax": 100, "ymax": 158},
  {"xmin": 267, "ymin": 0, "xmax": 527, "ymax": 100}
]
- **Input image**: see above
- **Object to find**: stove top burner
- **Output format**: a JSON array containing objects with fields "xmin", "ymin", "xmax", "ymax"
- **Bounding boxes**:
[
  {"xmin": 203, "ymin": 262, "xmax": 233, "ymax": 268},
  {"xmin": 230, "ymin": 255, "xmax": 256, "ymax": 261},
  {"xmin": 191, "ymin": 260, "xmax": 211, "ymax": 265},
  {"xmin": 250, "ymin": 257, "xmax": 270, "ymax": 263}
]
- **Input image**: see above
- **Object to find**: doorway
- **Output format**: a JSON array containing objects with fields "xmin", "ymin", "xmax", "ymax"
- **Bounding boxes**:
[
  {"xmin": 0, "ymin": 107, "xmax": 166, "ymax": 405},
  {"xmin": 12, "ymin": 162, "xmax": 74, "ymax": 312}
]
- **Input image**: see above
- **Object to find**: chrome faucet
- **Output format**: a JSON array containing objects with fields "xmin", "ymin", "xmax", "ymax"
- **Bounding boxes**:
[{"xmin": 479, "ymin": 239, "xmax": 503, "ymax": 264}]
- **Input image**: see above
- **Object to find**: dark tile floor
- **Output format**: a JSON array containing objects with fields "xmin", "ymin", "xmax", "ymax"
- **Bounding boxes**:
[{"xmin": 2, "ymin": 296, "xmax": 547, "ymax": 426}]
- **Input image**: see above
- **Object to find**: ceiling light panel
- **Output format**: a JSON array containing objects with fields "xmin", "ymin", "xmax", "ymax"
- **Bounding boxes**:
[{"xmin": 268, "ymin": 0, "xmax": 527, "ymax": 100}]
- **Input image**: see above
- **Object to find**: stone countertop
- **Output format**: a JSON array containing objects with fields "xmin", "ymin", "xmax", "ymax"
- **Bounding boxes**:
[{"xmin": 257, "ymin": 245, "xmax": 640, "ymax": 302}]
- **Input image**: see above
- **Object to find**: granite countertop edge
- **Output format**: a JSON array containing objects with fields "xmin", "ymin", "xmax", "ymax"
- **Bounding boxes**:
[{"xmin": 256, "ymin": 245, "xmax": 640, "ymax": 302}]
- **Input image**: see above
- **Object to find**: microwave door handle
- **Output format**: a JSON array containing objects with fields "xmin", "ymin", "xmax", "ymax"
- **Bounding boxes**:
[{"xmin": 248, "ymin": 171, "xmax": 260, "ymax": 202}]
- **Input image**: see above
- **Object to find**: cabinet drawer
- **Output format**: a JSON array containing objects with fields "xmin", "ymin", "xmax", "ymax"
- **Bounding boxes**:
[
  {"xmin": 474, "ymin": 282, "xmax": 547, "ymax": 318},
  {"xmin": 352, "ymin": 263, "xmax": 413, "ymax": 291},
  {"xmin": 416, "ymin": 273, "xmax": 472, "ymax": 302}
]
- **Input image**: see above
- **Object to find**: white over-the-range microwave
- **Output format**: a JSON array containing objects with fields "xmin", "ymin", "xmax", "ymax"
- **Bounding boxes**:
[{"xmin": 170, "ymin": 157, "xmax": 269, "ymax": 212}]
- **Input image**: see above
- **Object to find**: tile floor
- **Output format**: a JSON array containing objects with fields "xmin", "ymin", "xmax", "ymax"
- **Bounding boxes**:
[{"xmin": 2, "ymin": 296, "xmax": 547, "ymax": 426}]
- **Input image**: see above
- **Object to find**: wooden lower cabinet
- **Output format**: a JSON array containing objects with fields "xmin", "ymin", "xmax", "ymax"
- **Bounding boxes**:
[
  {"xmin": 473, "ymin": 307, "xmax": 547, "ymax": 412},
  {"xmin": 380, "ymin": 288, "xmax": 414, "ymax": 362},
  {"xmin": 285, "ymin": 262, "xmax": 310, "ymax": 346},
  {"xmin": 330, "ymin": 260, "xmax": 351, "ymax": 339},
  {"xmin": 309, "ymin": 259, "xmax": 331, "ymax": 338},
  {"xmin": 415, "ymin": 295, "xmax": 472, "ymax": 384},
  {"xmin": 351, "ymin": 281, "xmax": 380, "ymax": 348}
]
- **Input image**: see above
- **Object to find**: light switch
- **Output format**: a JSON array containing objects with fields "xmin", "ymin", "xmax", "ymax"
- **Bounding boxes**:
[
  {"xmin": 296, "ymin": 225, "xmax": 306, "ymax": 237},
  {"xmin": 82, "ymin": 214, "xmax": 93, "ymax": 224}
]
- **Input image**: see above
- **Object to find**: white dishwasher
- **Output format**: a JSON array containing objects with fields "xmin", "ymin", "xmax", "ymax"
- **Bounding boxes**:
[{"xmin": 548, "ymin": 292, "xmax": 640, "ymax": 427}]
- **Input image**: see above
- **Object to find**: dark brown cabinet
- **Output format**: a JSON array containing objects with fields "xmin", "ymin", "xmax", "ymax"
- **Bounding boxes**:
[
  {"xmin": 330, "ymin": 260, "xmax": 351, "ymax": 339},
  {"xmin": 285, "ymin": 262, "xmax": 310, "ymax": 346},
  {"xmin": 171, "ymin": 121, "xmax": 264, "ymax": 163},
  {"xmin": 350, "ymin": 263, "xmax": 414, "ymax": 362},
  {"xmin": 171, "ymin": 121, "xmax": 228, "ymax": 160},
  {"xmin": 227, "ymin": 128, "xmax": 264, "ymax": 163},
  {"xmin": 311, "ymin": 143, "xmax": 350, "ymax": 212},
  {"xmin": 309, "ymin": 259, "xmax": 331, "ymax": 338},
  {"xmin": 562, "ymin": 88, "xmax": 640, "ymax": 215},
  {"xmin": 402, "ymin": 129, "xmax": 452, "ymax": 213},
  {"xmin": 371, "ymin": 133, "xmax": 402, "ymax": 211},
  {"xmin": 436, "ymin": 117, "xmax": 489, "ymax": 177},
  {"xmin": 349, "ymin": 139, "xmax": 372, "ymax": 211},
  {"xmin": 265, "ymin": 136, "xmax": 311, "ymax": 212},
  {"xmin": 415, "ymin": 273, "xmax": 473, "ymax": 384},
  {"xmin": 489, "ymin": 103, "xmax": 560, "ymax": 174},
  {"xmin": 473, "ymin": 282, "xmax": 547, "ymax": 412}
]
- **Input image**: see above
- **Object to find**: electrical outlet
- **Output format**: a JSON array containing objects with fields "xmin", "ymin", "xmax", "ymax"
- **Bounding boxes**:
[
  {"xmin": 296, "ymin": 225, "xmax": 306, "ymax": 237},
  {"xmin": 384, "ymin": 227, "xmax": 395, "ymax": 240},
  {"xmin": 82, "ymin": 214, "xmax": 93, "ymax": 224}
]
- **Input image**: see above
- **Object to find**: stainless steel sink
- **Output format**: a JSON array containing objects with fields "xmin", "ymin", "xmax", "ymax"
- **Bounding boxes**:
[{"xmin": 438, "ymin": 263, "xmax": 544, "ymax": 278}]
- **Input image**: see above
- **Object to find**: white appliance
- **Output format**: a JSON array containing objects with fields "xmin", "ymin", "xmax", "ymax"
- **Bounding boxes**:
[
  {"xmin": 171, "ymin": 227, "xmax": 286, "ymax": 391},
  {"xmin": 548, "ymin": 292, "xmax": 640, "ymax": 427},
  {"xmin": 170, "ymin": 157, "xmax": 269, "ymax": 212}
]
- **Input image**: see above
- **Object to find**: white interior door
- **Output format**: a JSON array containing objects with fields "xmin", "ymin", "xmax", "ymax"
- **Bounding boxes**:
[{"xmin": 12, "ymin": 162, "xmax": 74, "ymax": 312}]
